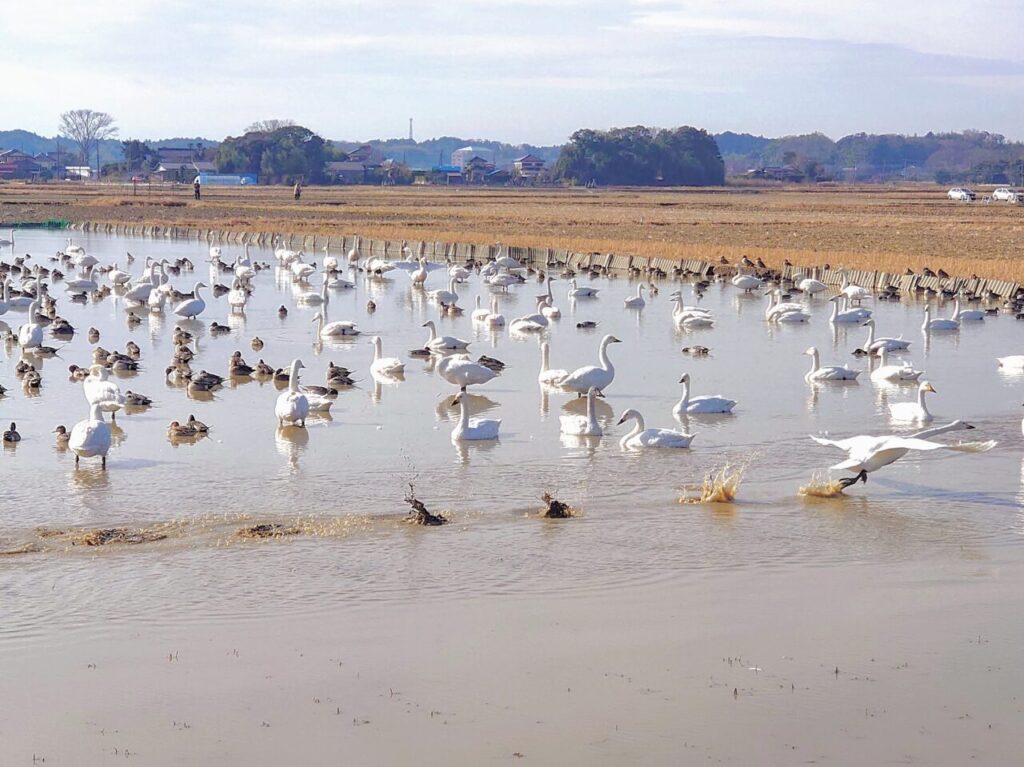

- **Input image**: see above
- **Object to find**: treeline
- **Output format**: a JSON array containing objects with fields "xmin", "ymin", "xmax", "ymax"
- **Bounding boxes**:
[
  {"xmin": 555, "ymin": 126, "xmax": 725, "ymax": 186},
  {"xmin": 215, "ymin": 126, "xmax": 327, "ymax": 183},
  {"xmin": 718, "ymin": 130, "xmax": 1024, "ymax": 184}
]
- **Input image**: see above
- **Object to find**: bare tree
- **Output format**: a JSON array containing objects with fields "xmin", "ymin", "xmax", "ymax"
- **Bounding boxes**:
[
  {"xmin": 245, "ymin": 119, "xmax": 295, "ymax": 134},
  {"xmin": 58, "ymin": 109, "xmax": 118, "ymax": 167}
]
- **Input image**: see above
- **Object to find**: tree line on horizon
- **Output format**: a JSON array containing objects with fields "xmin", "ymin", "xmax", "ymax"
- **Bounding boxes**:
[{"xmin": 7, "ymin": 109, "xmax": 1023, "ymax": 187}]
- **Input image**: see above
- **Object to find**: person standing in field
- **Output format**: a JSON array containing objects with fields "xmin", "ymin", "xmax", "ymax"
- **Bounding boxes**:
[
  {"xmin": 293, "ymin": 181, "xmax": 302, "ymax": 201},
  {"xmin": 193, "ymin": 177, "xmax": 201, "ymax": 200}
]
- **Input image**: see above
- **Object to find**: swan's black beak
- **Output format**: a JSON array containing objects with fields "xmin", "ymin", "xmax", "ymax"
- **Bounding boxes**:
[{"xmin": 965, "ymin": 423, "xmax": 976, "ymax": 429}]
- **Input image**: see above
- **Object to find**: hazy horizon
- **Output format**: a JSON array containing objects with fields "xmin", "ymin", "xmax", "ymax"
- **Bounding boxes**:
[{"xmin": 5, "ymin": 1, "xmax": 1023, "ymax": 145}]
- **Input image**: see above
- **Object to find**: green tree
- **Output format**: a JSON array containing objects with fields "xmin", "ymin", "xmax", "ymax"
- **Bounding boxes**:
[{"xmin": 122, "ymin": 139, "xmax": 154, "ymax": 172}]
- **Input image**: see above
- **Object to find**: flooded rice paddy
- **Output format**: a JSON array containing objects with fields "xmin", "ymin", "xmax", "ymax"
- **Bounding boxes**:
[{"xmin": 1, "ymin": 229, "xmax": 1023, "ymax": 764}]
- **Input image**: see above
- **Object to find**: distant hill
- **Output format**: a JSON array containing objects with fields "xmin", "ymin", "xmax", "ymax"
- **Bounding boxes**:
[{"xmin": 330, "ymin": 136, "xmax": 563, "ymax": 170}]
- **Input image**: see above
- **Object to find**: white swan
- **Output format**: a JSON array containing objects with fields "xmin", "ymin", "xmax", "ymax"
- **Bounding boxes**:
[
  {"xmin": 83, "ymin": 365, "xmax": 126, "ymax": 418},
  {"xmin": 0, "ymin": 229, "xmax": 13, "ymax": 247},
  {"xmin": 558, "ymin": 335, "xmax": 621, "ymax": 395},
  {"xmin": 730, "ymin": 273, "xmax": 763, "ymax": 292},
  {"xmin": 624, "ymin": 284, "xmax": 646, "ymax": 309},
  {"xmin": 871, "ymin": 347, "xmax": 923, "ymax": 383},
  {"xmin": 471, "ymin": 296, "xmax": 490, "ymax": 322},
  {"xmin": 997, "ymin": 356, "xmax": 1024, "ymax": 370},
  {"xmin": 796, "ymin": 273, "xmax": 827, "ymax": 294},
  {"xmin": 17, "ymin": 300, "xmax": 43, "ymax": 349},
  {"xmin": 275, "ymin": 359, "xmax": 310, "ymax": 427},
  {"xmin": 828, "ymin": 295, "xmax": 871, "ymax": 323},
  {"xmin": 540, "ymin": 296, "xmax": 561, "ymax": 319},
  {"xmin": 567, "ymin": 278, "xmax": 599, "ymax": 298},
  {"xmin": 804, "ymin": 346, "xmax": 860, "ymax": 381},
  {"xmin": 68, "ymin": 403, "xmax": 113, "ymax": 468},
  {"xmin": 486, "ymin": 296, "xmax": 505, "ymax": 328},
  {"xmin": 173, "ymin": 282, "xmax": 208, "ymax": 319},
  {"xmin": 618, "ymin": 409, "xmax": 694, "ymax": 449},
  {"xmin": 322, "ymin": 245, "xmax": 339, "ymax": 272},
  {"xmin": 422, "ymin": 320, "xmax": 469, "ymax": 351},
  {"xmin": 450, "ymin": 393, "xmax": 501, "ymax": 441},
  {"xmin": 811, "ymin": 420, "xmax": 994, "ymax": 488},
  {"xmin": 0, "ymin": 279, "xmax": 8, "ymax": 316},
  {"xmin": 922, "ymin": 304, "xmax": 959, "ymax": 332},
  {"xmin": 64, "ymin": 238, "xmax": 85, "ymax": 257},
  {"xmin": 669, "ymin": 293, "xmax": 714, "ymax": 328},
  {"xmin": 227, "ymin": 279, "xmax": 248, "ymax": 313},
  {"xmin": 840, "ymin": 272, "xmax": 871, "ymax": 304},
  {"xmin": 107, "ymin": 263, "xmax": 131, "ymax": 285},
  {"xmin": 889, "ymin": 380, "xmax": 936, "ymax": 423},
  {"xmin": 674, "ymin": 372, "xmax": 737, "ymax": 414},
  {"xmin": 861, "ymin": 318, "xmax": 910, "ymax": 352},
  {"xmin": 560, "ymin": 387, "xmax": 603, "ymax": 436},
  {"xmin": 951, "ymin": 297, "xmax": 985, "ymax": 322},
  {"xmin": 313, "ymin": 308, "xmax": 359, "ymax": 337},
  {"xmin": 437, "ymin": 355, "xmax": 497, "ymax": 391},
  {"xmin": 765, "ymin": 289, "xmax": 810, "ymax": 322},
  {"xmin": 65, "ymin": 266, "xmax": 98, "ymax": 292},
  {"xmin": 428, "ymin": 278, "xmax": 459, "ymax": 307},
  {"xmin": 370, "ymin": 336, "xmax": 405, "ymax": 377},
  {"xmin": 538, "ymin": 341, "xmax": 569, "ymax": 386},
  {"xmin": 290, "ymin": 256, "xmax": 316, "ymax": 282}
]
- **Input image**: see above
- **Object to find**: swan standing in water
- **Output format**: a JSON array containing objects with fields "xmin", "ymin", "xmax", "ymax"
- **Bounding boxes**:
[
  {"xmin": 558, "ymin": 335, "xmax": 621, "ymax": 396},
  {"xmin": 450, "ymin": 393, "xmax": 501, "ymax": 440},
  {"xmin": 471, "ymin": 296, "xmax": 490, "ymax": 323},
  {"xmin": 811, "ymin": 420, "xmax": 995, "ymax": 488},
  {"xmin": 804, "ymin": 347, "xmax": 860, "ymax": 381},
  {"xmin": 275, "ymin": 359, "xmax": 310, "ymax": 427},
  {"xmin": 674, "ymin": 372, "xmax": 737, "ymax": 414},
  {"xmin": 68, "ymin": 403, "xmax": 113, "ymax": 468},
  {"xmin": 422, "ymin": 320, "xmax": 469, "ymax": 351},
  {"xmin": 437, "ymin": 355, "xmax": 497, "ymax": 392},
  {"xmin": 796, "ymin": 273, "xmax": 827, "ymax": 295},
  {"xmin": 173, "ymin": 282, "xmax": 208, "ymax": 319},
  {"xmin": 840, "ymin": 272, "xmax": 871, "ymax": 304},
  {"xmin": 889, "ymin": 381, "xmax": 937, "ymax": 423},
  {"xmin": 486, "ymin": 296, "xmax": 506, "ymax": 328},
  {"xmin": 560, "ymin": 387, "xmax": 603, "ymax": 436},
  {"xmin": 538, "ymin": 341, "xmax": 569, "ymax": 386},
  {"xmin": 617, "ymin": 409, "xmax": 694, "ymax": 449},
  {"xmin": 370, "ymin": 336, "xmax": 405, "ymax": 376}
]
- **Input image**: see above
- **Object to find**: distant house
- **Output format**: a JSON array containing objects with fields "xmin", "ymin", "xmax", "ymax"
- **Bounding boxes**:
[
  {"xmin": 485, "ymin": 167, "xmax": 512, "ymax": 185},
  {"xmin": 463, "ymin": 156, "xmax": 495, "ymax": 184},
  {"xmin": 513, "ymin": 154, "xmax": 545, "ymax": 180},
  {"xmin": 745, "ymin": 165, "xmax": 805, "ymax": 182},
  {"xmin": 0, "ymin": 149, "xmax": 42, "ymax": 179},
  {"xmin": 157, "ymin": 146, "xmax": 200, "ymax": 164},
  {"xmin": 452, "ymin": 146, "xmax": 489, "ymax": 169},
  {"xmin": 430, "ymin": 164, "xmax": 464, "ymax": 185},
  {"xmin": 152, "ymin": 161, "xmax": 215, "ymax": 182},
  {"xmin": 326, "ymin": 160, "xmax": 370, "ymax": 184}
]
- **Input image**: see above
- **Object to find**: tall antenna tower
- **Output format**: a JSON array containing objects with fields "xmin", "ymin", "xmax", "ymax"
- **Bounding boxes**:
[{"xmin": 409, "ymin": 118, "xmax": 414, "ymax": 142}]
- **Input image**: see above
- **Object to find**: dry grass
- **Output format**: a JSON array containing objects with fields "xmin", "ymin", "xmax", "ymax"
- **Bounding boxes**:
[{"xmin": 3, "ymin": 181, "xmax": 1024, "ymax": 281}]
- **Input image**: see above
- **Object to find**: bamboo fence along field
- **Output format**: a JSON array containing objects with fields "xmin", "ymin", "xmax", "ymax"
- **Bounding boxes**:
[{"xmin": 2, "ymin": 182, "xmax": 1023, "ymax": 282}]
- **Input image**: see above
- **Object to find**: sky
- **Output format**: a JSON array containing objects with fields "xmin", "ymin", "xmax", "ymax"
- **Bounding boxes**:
[{"xmin": 4, "ymin": 0, "xmax": 1024, "ymax": 145}]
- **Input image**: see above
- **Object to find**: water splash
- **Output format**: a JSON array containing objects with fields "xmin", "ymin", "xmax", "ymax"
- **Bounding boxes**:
[
  {"xmin": 799, "ymin": 471, "xmax": 847, "ymax": 498},
  {"xmin": 679, "ymin": 464, "xmax": 744, "ymax": 504}
]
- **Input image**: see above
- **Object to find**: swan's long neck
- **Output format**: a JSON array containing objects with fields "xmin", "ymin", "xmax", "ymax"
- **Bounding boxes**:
[
  {"xmin": 425, "ymin": 322, "xmax": 436, "ymax": 343},
  {"xmin": 289, "ymin": 362, "xmax": 301, "ymax": 393},
  {"xmin": 631, "ymin": 412, "xmax": 645, "ymax": 434},
  {"xmin": 635, "ymin": 284, "xmax": 643, "ymax": 299},
  {"xmin": 922, "ymin": 306, "xmax": 930, "ymax": 332},
  {"xmin": 807, "ymin": 349, "xmax": 820, "ymax": 375},
  {"xmin": 678, "ymin": 379, "xmax": 691, "ymax": 409},
  {"xmin": 540, "ymin": 344, "xmax": 550, "ymax": 374},
  {"xmin": 490, "ymin": 296, "xmax": 498, "ymax": 315},
  {"xmin": 598, "ymin": 339, "xmax": 614, "ymax": 374},
  {"xmin": 878, "ymin": 347, "xmax": 889, "ymax": 366},
  {"xmin": 865, "ymin": 322, "xmax": 875, "ymax": 346},
  {"xmin": 829, "ymin": 300, "xmax": 838, "ymax": 322},
  {"xmin": 918, "ymin": 386, "xmax": 931, "ymax": 415},
  {"xmin": 458, "ymin": 398, "xmax": 469, "ymax": 429},
  {"xmin": 912, "ymin": 420, "xmax": 964, "ymax": 439},
  {"xmin": 546, "ymin": 279, "xmax": 553, "ymax": 301},
  {"xmin": 951, "ymin": 299, "xmax": 960, "ymax": 320},
  {"xmin": 194, "ymin": 283, "xmax": 203, "ymax": 300},
  {"xmin": 373, "ymin": 338, "xmax": 382, "ymax": 362}
]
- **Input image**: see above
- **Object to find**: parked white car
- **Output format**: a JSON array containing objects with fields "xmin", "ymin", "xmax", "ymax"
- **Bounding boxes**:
[
  {"xmin": 947, "ymin": 187, "xmax": 976, "ymax": 201},
  {"xmin": 992, "ymin": 187, "xmax": 1022, "ymax": 202}
]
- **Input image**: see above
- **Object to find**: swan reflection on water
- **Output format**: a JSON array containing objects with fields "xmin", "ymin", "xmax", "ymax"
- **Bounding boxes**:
[
  {"xmin": 275, "ymin": 424, "xmax": 309, "ymax": 469},
  {"xmin": 434, "ymin": 392, "xmax": 497, "ymax": 422}
]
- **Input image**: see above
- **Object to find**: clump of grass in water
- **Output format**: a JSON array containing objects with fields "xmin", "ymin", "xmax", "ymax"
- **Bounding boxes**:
[
  {"xmin": 237, "ymin": 523, "xmax": 301, "ymax": 539},
  {"xmin": 799, "ymin": 471, "xmax": 847, "ymax": 498},
  {"xmin": 679, "ymin": 464, "xmax": 744, "ymax": 504}
]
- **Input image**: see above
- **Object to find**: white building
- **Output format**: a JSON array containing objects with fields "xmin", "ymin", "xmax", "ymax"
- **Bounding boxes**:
[{"xmin": 452, "ymin": 146, "xmax": 488, "ymax": 169}]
